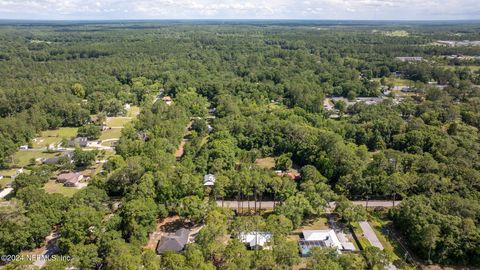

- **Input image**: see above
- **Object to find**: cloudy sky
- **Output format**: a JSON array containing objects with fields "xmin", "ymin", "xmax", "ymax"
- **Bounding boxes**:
[{"xmin": 0, "ymin": 0, "xmax": 478, "ymax": 20}]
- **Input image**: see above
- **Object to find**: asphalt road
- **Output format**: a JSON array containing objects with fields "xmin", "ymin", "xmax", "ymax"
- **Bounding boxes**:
[{"xmin": 216, "ymin": 200, "xmax": 401, "ymax": 209}]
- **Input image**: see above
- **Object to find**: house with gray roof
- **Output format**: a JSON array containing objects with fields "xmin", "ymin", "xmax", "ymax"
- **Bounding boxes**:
[{"xmin": 156, "ymin": 228, "xmax": 191, "ymax": 254}]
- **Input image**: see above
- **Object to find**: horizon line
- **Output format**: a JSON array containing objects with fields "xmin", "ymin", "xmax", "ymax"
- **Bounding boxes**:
[{"xmin": 1, "ymin": 18, "xmax": 480, "ymax": 22}]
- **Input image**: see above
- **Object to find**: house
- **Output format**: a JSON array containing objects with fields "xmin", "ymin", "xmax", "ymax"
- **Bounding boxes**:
[
  {"xmin": 68, "ymin": 137, "xmax": 88, "ymax": 148},
  {"xmin": 299, "ymin": 230, "xmax": 343, "ymax": 256},
  {"xmin": 156, "ymin": 228, "xmax": 191, "ymax": 254},
  {"xmin": 204, "ymin": 174, "xmax": 216, "ymax": 186},
  {"xmin": 162, "ymin": 96, "xmax": 173, "ymax": 106},
  {"xmin": 19, "ymin": 145, "xmax": 28, "ymax": 150},
  {"xmin": 57, "ymin": 173, "xmax": 83, "ymax": 187},
  {"xmin": 239, "ymin": 232, "xmax": 272, "ymax": 249}
]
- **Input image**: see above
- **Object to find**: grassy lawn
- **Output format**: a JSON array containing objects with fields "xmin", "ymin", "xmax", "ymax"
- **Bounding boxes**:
[
  {"xmin": 12, "ymin": 151, "xmax": 60, "ymax": 167},
  {"xmin": 106, "ymin": 117, "xmax": 133, "ymax": 128},
  {"xmin": 33, "ymin": 128, "xmax": 78, "ymax": 148},
  {"xmin": 43, "ymin": 180, "xmax": 80, "ymax": 197},
  {"xmin": 127, "ymin": 106, "xmax": 141, "ymax": 117},
  {"xmin": 0, "ymin": 177, "xmax": 12, "ymax": 188},
  {"xmin": 255, "ymin": 157, "xmax": 276, "ymax": 169},
  {"xmin": 0, "ymin": 169, "xmax": 19, "ymax": 177},
  {"xmin": 40, "ymin": 127, "xmax": 78, "ymax": 138},
  {"xmin": 100, "ymin": 128, "xmax": 123, "ymax": 141}
]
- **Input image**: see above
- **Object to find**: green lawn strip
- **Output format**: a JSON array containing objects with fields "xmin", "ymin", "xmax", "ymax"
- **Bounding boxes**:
[
  {"xmin": 100, "ymin": 128, "xmax": 123, "ymax": 141},
  {"xmin": 43, "ymin": 180, "xmax": 80, "ymax": 197},
  {"xmin": 106, "ymin": 117, "xmax": 132, "ymax": 127},
  {"xmin": 41, "ymin": 127, "xmax": 78, "ymax": 138}
]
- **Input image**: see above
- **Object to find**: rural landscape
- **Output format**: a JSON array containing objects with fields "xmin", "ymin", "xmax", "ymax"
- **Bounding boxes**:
[{"xmin": 0, "ymin": 15, "xmax": 479, "ymax": 270}]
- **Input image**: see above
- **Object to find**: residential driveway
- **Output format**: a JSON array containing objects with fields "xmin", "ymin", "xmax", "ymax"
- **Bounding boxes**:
[{"xmin": 359, "ymin": 221, "xmax": 384, "ymax": 250}]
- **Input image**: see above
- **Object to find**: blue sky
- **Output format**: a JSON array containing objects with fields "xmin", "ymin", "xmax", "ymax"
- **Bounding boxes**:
[{"xmin": 0, "ymin": 0, "xmax": 478, "ymax": 20}]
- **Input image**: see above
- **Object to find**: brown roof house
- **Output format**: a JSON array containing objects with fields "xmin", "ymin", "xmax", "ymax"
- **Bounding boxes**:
[
  {"xmin": 57, "ymin": 172, "xmax": 83, "ymax": 187},
  {"xmin": 156, "ymin": 228, "xmax": 190, "ymax": 254}
]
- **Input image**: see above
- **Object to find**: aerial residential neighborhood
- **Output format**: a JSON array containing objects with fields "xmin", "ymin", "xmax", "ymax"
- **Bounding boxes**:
[{"xmin": 0, "ymin": 1, "xmax": 479, "ymax": 270}]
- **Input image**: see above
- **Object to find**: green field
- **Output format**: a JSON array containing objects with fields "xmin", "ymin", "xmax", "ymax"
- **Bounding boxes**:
[
  {"xmin": 33, "ymin": 128, "xmax": 78, "ymax": 148},
  {"xmin": 41, "ymin": 127, "xmax": 78, "ymax": 138},
  {"xmin": 43, "ymin": 180, "xmax": 80, "ymax": 197},
  {"xmin": 106, "ymin": 117, "xmax": 133, "ymax": 128},
  {"xmin": 12, "ymin": 151, "xmax": 60, "ymax": 167},
  {"xmin": 100, "ymin": 128, "xmax": 123, "ymax": 141},
  {"xmin": 0, "ymin": 177, "xmax": 12, "ymax": 188}
]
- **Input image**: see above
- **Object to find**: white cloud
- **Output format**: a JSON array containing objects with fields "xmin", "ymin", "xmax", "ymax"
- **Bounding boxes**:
[{"xmin": 0, "ymin": 0, "xmax": 478, "ymax": 20}]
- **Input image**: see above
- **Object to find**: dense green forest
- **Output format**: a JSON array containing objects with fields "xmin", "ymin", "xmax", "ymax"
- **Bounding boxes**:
[{"xmin": 0, "ymin": 21, "xmax": 480, "ymax": 269}]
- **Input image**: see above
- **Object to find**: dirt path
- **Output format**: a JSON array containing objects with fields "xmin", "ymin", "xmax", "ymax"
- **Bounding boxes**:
[
  {"xmin": 175, "ymin": 121, "xmax": 193, "ymax": 159},
  {"xmin": 145, "ymin": 216, "xmax": 180, "ymax": 250}
]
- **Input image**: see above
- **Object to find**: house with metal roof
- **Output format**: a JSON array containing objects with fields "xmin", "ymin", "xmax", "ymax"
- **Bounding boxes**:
[{"xmin": 239, "ymin": 232, "xmax": 272, "ymax": 250}]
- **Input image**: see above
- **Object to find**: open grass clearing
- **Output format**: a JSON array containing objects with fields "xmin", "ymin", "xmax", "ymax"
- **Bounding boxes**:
[
  {"xmin": 100, "ymin": 128, "xmax": 123, "ymax": 141},
  {"xmin": 43, "ymin": 180, "xmax": 81, "ymax": 197},
  {"xmin": 40, "ymin": 127, "xmax": 78, "ymax": 138},
  {"xmin": 106, "ymin": 117, "xmax": 133, "ymax": 128},
  {"xmin": 255, "ymin": 157, "xmax": 276, "ymax": 169}
]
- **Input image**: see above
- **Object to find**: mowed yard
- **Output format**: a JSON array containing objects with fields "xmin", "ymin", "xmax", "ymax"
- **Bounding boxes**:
[
  {"xmin": 12, "ymin": 151, "xmax": 60, "ymax": 167},
  {"xmin": 43, "ymin": 180, "xmax": 81, "ymax": 197},
  {"xmin": 32, "ymin": 127, "xmax": 78, "ymax": 148}
]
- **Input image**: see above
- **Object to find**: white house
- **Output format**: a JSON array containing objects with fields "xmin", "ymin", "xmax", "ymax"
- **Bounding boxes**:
[
  {"xmin": 302, "ymin": 230, "xmax": 343, "ymax": 251},
  {"xmin": 19, "ymin": 145, "xmax": 28, "ymax": 150},
  {"xmin": 239, "ymin": 232, "xmax": 272, "ymax": 249},
  {"xmin": 203, "ymin": 174, "xmax": 216, "ymax": 186}
]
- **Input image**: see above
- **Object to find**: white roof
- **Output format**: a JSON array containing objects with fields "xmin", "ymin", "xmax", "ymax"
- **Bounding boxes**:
[
  {"xmin": 0, "ymin": 188, "xmax": 13, "ymax": 199},
  {"xmin": 303, "ymin": 230, "xmax": 342, "ymax": 250},
  {"xmin": 203, "ymin": 174, "xmax": 216, "ymax": 186},
  {"xmin": 239, "ymin": 232, "xmax": 272, "ymax": 247}
]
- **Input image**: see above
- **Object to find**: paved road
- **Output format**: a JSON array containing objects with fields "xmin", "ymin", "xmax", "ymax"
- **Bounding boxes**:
[{"xmin": 216, "ymin": 200, "xmax": 401, "ymax": 209}]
